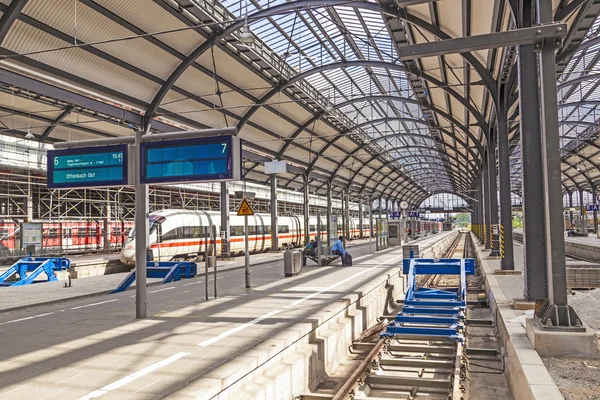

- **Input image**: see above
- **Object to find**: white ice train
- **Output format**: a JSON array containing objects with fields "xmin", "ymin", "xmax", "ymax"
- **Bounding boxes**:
[{"xmin": 120, "ymin": 209, "xmax": 370, "ymax": 264}]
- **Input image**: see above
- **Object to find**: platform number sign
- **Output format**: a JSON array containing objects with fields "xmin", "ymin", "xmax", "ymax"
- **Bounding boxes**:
[
  {"xmin": 47, "ymin": 145, "xmax": 129, "ymax": 189},
  {"xmin": 586, "ymin": 204, "xmax": 599, "ymax": 212}
]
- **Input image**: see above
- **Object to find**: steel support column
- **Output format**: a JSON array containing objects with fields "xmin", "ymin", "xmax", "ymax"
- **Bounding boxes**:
[
  {"xmin": 579, "ymin": 188, "xmax": 585, "ymax": 232},
  {"xmin": 341, "ymin": 190, "xmax": 346, "ymax": 242},
  {"xmin": 478, "ymin": 178, "xmax": 485, "ymax": 244},
  {"xmin": 518, "ymin": 0, "xmax": 547, "ymax": 300},
  {"xmin": 326, "ymin": 181, "xmax": 332, "ymax": 249},
  {"xmin": 536, "ymin": 0, "xmax": 580, "ymax": 326},
  {"xmin": 345, "ymin": 193, "xmax": 350, "ymax": 239},
  {"xmin": 359, "ymin": 198, "xmax": 364, "ymax": 239},
  {"xmin": 488, "ymin": 136, "xmax": 501, "ymax": 257},
  {"xmin": 497, "ymin": 97, "xmax": 514, "ymax": 269},
  {"xmin": 594, "ymin": 185, "xmax": 598, "ymax": 233},
  {"xmin": 270, "ymin": 176, "xmax": 278, "ymax": 251},
  {"xmin": 220, "ymin": 182, "xmax": 230, "ymax": 258},
  {"xmin": 569, "ymin": 191, "xmax": 574, "ymax": 228},
  {"xmin": 303, "ymin": 175, "xmax": 310, "ymax": 245},
  {"xmin": 483, "ymin": 158, "xmax": 491, "ymax": 249}
]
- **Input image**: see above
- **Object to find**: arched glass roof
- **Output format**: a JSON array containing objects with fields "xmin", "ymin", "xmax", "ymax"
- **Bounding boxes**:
[{"xmin": 0, "ymin": 0, "xmax": 597, "ymax": 205}]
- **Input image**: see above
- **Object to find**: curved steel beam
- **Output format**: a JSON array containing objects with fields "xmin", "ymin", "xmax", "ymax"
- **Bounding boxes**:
[
  {"xmin": 144, "ymin": 0, "xmax": 496, "ymax": 130},
  {"xmin": 0, "ymin": 0, "xmax": 28, "ymax": 43},
  {"xmin": 308, "ymin": 115, "xmax": 482, "ymax": 170},
  {"xmin": 40, "ymin": 106, "xmax": 74, "ymax": 143},
  {"xmin": 353, "ymin": 149, "xmax": 476, "ymax": 192},
  {"xmin": 276, "ymin": 94, "xmax": 484, "ymax": 160},
  {"xmin": 357, "ymin": 154, "xmax": 464, "ymax": 193},
  {"xmin": 237, "ymin": 60, "xmax": 489, "ymax": 139}
]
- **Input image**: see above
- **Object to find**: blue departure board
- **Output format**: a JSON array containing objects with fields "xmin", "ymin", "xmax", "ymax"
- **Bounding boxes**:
[
  {"xmin": 140, "ymin": 136, "xmax": 241, "ymax": 184},
  {"xmin": 47, "ymin": 145, "xmax": 129, "ymax": 189}
]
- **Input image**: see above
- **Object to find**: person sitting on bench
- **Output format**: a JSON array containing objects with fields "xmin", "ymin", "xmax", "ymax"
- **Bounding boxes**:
[{"xmin": 332, "ymin": 236, "xmax": 352, "ymax": 266}]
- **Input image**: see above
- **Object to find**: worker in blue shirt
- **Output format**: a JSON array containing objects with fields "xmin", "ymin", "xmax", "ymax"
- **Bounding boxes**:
[{"xmin": 332, "ymin": 236, "xmax": 352, "ymax": 266}]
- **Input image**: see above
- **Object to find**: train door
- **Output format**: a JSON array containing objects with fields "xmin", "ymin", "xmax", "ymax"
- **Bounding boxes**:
[
  {"xmin": 200, "ymin": 211, "xmax": 216, "ymax": 256},
  {"xmin": 254, "ymin": 214, "xmax": 262, "ymax": 252},
  {"xmin": 297, "ymin": 215, "xmax": 304, "ymax": 246}
]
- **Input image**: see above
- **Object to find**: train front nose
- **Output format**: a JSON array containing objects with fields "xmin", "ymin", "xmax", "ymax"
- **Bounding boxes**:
[{"xmin": 120, "ymin": 242, "xmax": 135, "ymax": 265}]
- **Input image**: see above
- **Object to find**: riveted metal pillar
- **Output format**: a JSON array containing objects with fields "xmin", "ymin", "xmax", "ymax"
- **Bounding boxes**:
[
  {"xmin": 518, "ymin": 0, "xmax": 547, "ymax": 300},
  {"xmin": 482, "ymin": 157, "xmax": 491, "ymax": 249},
  {"xmin": 359, "ymin": 198, "xmax": 364, "ymax": 239},
  {"xmin": 568, "ymin": 191, "xmax": 574, "ymax": 228},
  {"xmin": 488, "ymin": 136, "xmax": 501, "ymax": 257},
  {"xmin": 270, "ymin": 176, "xmax": 278, "ymax": 251},
  {"xmin": 579, "ymin": 188, "xmax": 585, "ymax": 232},
  {"xmin": 345, "ymin": 192, "xmax": 350, "ymax": 239},
  {"xmin": 220, "ymin": 182, "xmax": 230, "ymax": 258},
  {"xmin": 497, "ymin": 95, "xmax": 514, "ymax": 269},
  {"xmin": 303, "ymin": 175, "xmax": 310, "ymax": 245},
  {"xmin": 341, "ymin": 190, "xmax": 346, "ymax": 241},
  {"xmin": 593, "ymin": 185, "xmax": 598, "ymax": 234},
  {"xmin": 536, "ymin": 0, "xmax": 580, "ymax": 326},
  {"xmin": 474, "ymin": 188, "xmax": 481, "ymax": 239},
  {"xmin": 326, "ymin": 181, "xmax": 332, "ymax": 249},
  {"xmin": 478, "ymin": 179, "xmax": 485, "ymax": 244}
]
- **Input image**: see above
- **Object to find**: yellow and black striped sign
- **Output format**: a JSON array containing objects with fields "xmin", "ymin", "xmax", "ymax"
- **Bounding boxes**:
[{"xmin": 500, "ymin": 224, "xmax": 505, "ymax": 259}]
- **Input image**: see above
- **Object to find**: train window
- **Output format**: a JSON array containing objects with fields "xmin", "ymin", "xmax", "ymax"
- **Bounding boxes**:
[
  {"xmin": 161, "ymin": 228, "xmax": 177, "ymax": 241},
  {"xmin": 183, "ymin": 226, "xmax": 193, "ymax": 238},
  {"xmin": 309, "ymin": 225, "xmax": 316, "ymax": 232},
  {"xmin": 191, "ymin": 226, "xmax": 203, "ymax": 238},
  {"xmin": 248, "ymin": 226, "xmax": 256, "ymax": 235},
  {"xmin": 230, "ymin": 226, "xmax": 244, "ymax": 236},
  {"xmin": 256, "ymin": 225, "xmax": 263, "ymax": 234},
  {"xmin": 278, "ymin": 225, "xmax": 289, "ymax": 234},
  {"xmin": 47, "ymin": 228, "xmax": 58, "ymax": 238},
  {"xmin": 77, "ymin": 229, "xmax": 87, "ymax": 238}
]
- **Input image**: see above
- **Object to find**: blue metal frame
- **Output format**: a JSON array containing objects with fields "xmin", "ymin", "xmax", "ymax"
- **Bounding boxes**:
[
  {"xmin": 382, "ymin": 257, "xmax": 474, "ymax": 342},
  {"xmin": 111, "ymin": 261, "xmax": 196, "ymax": 293},
  {"xmin": 0, "ymin": 257, "xmax": 71, "ymax": 287}
]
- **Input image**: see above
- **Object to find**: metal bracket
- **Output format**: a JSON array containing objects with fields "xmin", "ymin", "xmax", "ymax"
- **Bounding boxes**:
[
  {"xmin": 532, "ymin": 23, "xmax": 565, "ymax": 51},
  {"xmin": 534, "ymin": 298, "xmax": 586, "ymax": 331}
]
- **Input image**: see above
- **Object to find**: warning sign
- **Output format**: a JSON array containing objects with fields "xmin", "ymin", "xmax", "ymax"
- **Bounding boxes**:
[{"xmin": 237, "ymin": 198, "xmax": 255, "ymax": 216}]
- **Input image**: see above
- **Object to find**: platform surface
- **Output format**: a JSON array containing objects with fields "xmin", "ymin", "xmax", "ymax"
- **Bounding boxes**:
[
  {"xmin": 0, "ymin": 238, "xmax": 374, "ymax": 312},
  {"xmin": 0, "ymin": 232, "xmax": 453, "ymax": 400}
]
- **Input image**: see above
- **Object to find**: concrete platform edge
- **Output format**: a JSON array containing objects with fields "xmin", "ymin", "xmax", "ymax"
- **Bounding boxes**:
[
  {"xmin": 470, "ymin": 232, "xmax": 564, "ymax": 400},
  {"xmin": 0, "ymin": 256, "xmax": 288, "ymax": 314},
  {"xmin": 167, "ymin": 232, "xmax": 460, "ymax": 400}
]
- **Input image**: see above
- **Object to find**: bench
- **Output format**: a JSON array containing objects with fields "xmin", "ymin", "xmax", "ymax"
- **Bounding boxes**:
[{"xmin": 303, "ymin": 252, "xmax": 340, "ymax": 266}]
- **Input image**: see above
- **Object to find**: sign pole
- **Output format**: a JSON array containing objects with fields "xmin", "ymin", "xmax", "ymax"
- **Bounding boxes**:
[
  {"xmin": 134, "ymin": 130, "xmax": 148, "ymax": 319},
  {"xmin": 369, "ymin": 198, "xmax": 373, "ymax": 254},
  {"xmin": 245, "ymin": 214, "xmax": 250, "ymax": 288},
  {"xmin": 204, "ymin": 228, "xmax": 209, "ymax": 300}
]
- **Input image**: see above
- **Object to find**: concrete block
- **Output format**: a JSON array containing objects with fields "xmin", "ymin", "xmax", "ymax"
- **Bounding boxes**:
[
  {"xmin": 529, "ymin": 384, "xmax": 564, "ymax": 400},
  {"xmin": 513, "ymin": 299, "xmax": 536, "ymax": 310},
  {"xmin": 526, "ymin": 316, "xmax": 600, "ymax": 358}
]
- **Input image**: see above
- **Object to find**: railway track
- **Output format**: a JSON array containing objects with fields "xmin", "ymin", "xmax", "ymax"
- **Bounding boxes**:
[{"xmin": 330, "ymin": 233, "xmax": 470, "ymax": 400}]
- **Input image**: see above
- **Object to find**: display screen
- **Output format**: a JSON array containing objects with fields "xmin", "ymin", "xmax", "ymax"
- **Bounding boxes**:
[
  {"xmin": 47, "ymin": 145, "xmax": 128, "ymax": 189},
  {"xmin": 141, "ymin": 136, "xmax": 240, "ymax": 184}
]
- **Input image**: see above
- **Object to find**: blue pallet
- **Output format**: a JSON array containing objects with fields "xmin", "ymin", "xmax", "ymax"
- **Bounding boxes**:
[
  {"xmin": 404, "ymin": 299, "xmax": 465, "ymax": 307},
  {"xmin": 382, "ymin": 256, "xmax": 473, "ymax": 342},
  {"xmin": 401, "ymin": 306, "xmax": 462, "ymax": 316},
  {"xmin": 395, "ymin": 315, "xmax": 459, "ymax": 325}
]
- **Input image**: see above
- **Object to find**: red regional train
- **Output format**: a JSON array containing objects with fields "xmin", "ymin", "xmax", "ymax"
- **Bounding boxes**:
[{"xmin": 0, "ymin": 220, "xmax": 135, "ymax": 255}]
